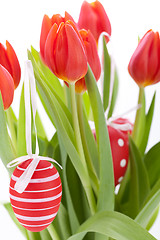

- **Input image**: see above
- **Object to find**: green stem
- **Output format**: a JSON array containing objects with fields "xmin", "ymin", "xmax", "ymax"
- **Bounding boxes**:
[
  {"xmin": 132, "ymin": 87, "xmax": 145, "ymax": 145},
  {"xmin": 69, "ymin": 83, "xmax": 96, "ymax": 214},
  {"xmin": 47, "ymin": 224, "xmax": 61, "ymax": 240},
  {"xmin": 69, "ymin": 84, "xmax": 86, "ymax": 166},
  {"xmin": 77, "ymin": 93, "xmax": 99, "ymax": 196}
]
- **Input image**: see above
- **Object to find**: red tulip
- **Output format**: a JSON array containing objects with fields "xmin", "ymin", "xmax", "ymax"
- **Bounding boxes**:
[
  {"xmin": 128, "ymin": 30, "xmax": 160, "ymax": 87},
  {"xmin": 0, "ymin": 41, "xmax": 21, "ymax": 89},
  {"xmin": 0, "ymin": 64, "xmax": 14, "ymax": 110},
  {"xmin": 78, "ymin": 0, "xmax": 111, "ymax": 43},
  {"xmin": 40, "ymin": 13, "xmax": 88, "ymax": 82},
  {"xmin": 74, "ymin": 29, "xmax": 101, "ymax": 93}
]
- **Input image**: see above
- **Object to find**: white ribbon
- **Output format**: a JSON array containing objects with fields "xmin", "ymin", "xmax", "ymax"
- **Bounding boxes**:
[{"xmin": 7, "ymin": 60, "xmax": 62, "ymax": 194}]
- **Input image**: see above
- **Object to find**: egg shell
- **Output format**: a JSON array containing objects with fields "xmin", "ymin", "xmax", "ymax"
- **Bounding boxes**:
[
  {"xmin": 9, "ymin": 159, "xmax": 62, "ymax": 232},
  {"xmin": 108, "ymin": 126, "xmax": 129, "ymax": 186}
]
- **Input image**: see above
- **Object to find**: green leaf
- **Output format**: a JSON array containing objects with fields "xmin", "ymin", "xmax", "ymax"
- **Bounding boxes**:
[
  {"xmin": 103, "ymin": 37, "xmax": 111, "ymax": 112},
  {"xmin": 28, "ymin": 49, "xmax": 72, "ymax": 132},
  {"xmin": 17, "ymin": 84, "xmax": 27, "ymax": 157},
  {"xmin": 139, "ymin": 92, "xmax": 156, "ymax": 154},
  {"xmin": 85, "ymin": 66, "xmax": 114, "ymax": 212},
  {"xmin": 58, "ymin": 135, "xmax": 80, "ymax": 234},
  {"xmin": 3, "ymin": 202, "xmax": 29, "ymax": 238},
  {"xmin": 107, "ymin": 68, "xmax": 119, "ymax": 119},
  {"xmin": 56, "ymin": 203, "xmax": 72, "ymax": 239},
  {"xmin": 0, "ymin": 93, "xmax": 16, "ymax": 175},
  {"xmin": 30, "ymin": 46, "xmax": 64, "ymax": 101},
  {"xmin": 82, "ymin": 92, "xmax": 91, "ymax": 118},
  {"xmin": 144, "ymin": 142, "xmax": 160, "ymax": 188},
  {"xmin": 129, "ymin": 137, "xmax": 150, "ymax": 218},
  {"xmin": 40, "ymin": 229, "xmax": 52, "ymax": 240},
  {"xmin": 5, "ymin": 107, "xmax": 17, "ymax": 150},
  {"xmin": 35, "ymin": 68, "xmax": 95, "ymax": 215},
  {"xmin": 135, "ymin": 188, "xmax": 160, "ymax": 228},
  {"xmin": 67, "ymin": 211, "xmax": 156, "ymax": 240},
  {"xmin": 27, "ymin": 231, "xmax": 41, "ymax": 240}
]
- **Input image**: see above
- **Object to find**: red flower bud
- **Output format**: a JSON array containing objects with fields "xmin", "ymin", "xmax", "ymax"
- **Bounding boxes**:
[
  {"xmin": 0, "ymin": 41, "xmax": 21, "ymax": 89},
  {"xmin": 40, "ymin": 13, "xmax": 88, "ymax": 82},
  {"xmin": 128, "ymin": 30, "xmax": 160, "ymax": 87},
  {"xmin": 0, "ymin": 64, "xmax": 14, "ymax": 110},
  {"xmin": 78, "ymin": 0, "xmax": 111, "ymax": 43}
]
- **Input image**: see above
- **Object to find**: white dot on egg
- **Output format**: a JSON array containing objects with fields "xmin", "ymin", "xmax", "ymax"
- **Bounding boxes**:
[
  {"xmin": 118, "ymin": 176, "xmax": 123, "ymax": 183},
  {"xmin": 118, "ymin": 138, "xmax": 124, "ymax": 147},
  {"xmin": 120, "ymin": 159, "xmax": 127, "ymax": 168}
]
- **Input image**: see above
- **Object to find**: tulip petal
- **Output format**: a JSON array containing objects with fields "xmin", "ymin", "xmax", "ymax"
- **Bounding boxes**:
[
  {"xmin": 80, "ymin": 29, "xmax": 101, "ymax": 80},
  {"xmin": 54, "ymin": 22, "xmax": 87, "ymax": 82},
  {"xmin": 51, "ymin": 14, "xmax": 64, "ymax": 26},
  {"xmin": 6, "ymin": 41, "xmax": 21, "ymax": 89},
  {"xmin": 0, "ymin": 64, "xmax": 14, "ymax": 110},
  {"xmin": 128, "ymin": 30, "xmax": 155, "ymax": 86},
  {"xmin": 44, "ymin": 23, "xmax": 58, "ymax": 74},
  {"xmin": 40, "ymin": 15, "xmax": 53, "ymax": 61},
  {"xmin": 78, "ymin": 1, "xmax": 111, "ymax": 43},
  {"xmin": 78, "ymin": 1, "xmax": 98, "ymax": 40},
  {"xmin": 91, "ymin": 0, "xmax": 111, "ymax": 42},
  {"xmin": 0, "ymin": 43, "xmax": 12, "ymax": 75}
]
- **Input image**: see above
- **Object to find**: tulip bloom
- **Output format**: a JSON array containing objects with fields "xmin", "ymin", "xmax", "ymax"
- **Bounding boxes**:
[
  {"xmin": 0, "ymin": 41, "xmax": 21, "ymax": 109},
  {"xmin": 128, "ymin": 30, "xmax": 160, "ymax": 87},
  {"xmin": 78, "ymin": 0, "xmax": 111, "ymax": 43},
  {"xmin": 75, "ymin": 29, "xmax": 101, "ymax": 93},
  {"xmin": 40, "ymin": 13, "xmax": 88, "ymax": 83},
  {"xmin": 0, "ymin": 65, "xmax": 14, "ymax": 110},
  {"xmin": 0, "ymin": 41, "xmax": 21, "ymax": 89}
]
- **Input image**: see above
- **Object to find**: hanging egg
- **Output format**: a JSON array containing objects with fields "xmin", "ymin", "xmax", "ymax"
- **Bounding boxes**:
[
  {"xmin": 9, "ymin": 159, "xmax": 62, "ymax": 232},
  {"xmin": 108, "ymin": 126, "xmax": 129, "ymax": 186},
  {"xmin": 112, "ymin": 118, "xmax": 133, "ymax": 136}
]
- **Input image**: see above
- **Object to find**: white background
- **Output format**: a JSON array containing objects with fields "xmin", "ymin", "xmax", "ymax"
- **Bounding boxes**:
[{"xmin": 0, "ymin": 0, "xmax": 160, "ymax": 239}]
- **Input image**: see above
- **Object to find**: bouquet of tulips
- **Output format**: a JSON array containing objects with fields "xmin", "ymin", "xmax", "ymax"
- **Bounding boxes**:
[{"xmin": 0, "ymin": 1, "xmax": 160, "ymax": 239}]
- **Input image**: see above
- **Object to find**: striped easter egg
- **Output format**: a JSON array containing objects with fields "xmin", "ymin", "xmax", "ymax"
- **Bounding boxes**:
[{"xmin": 9, "ymin": 159, "xmax": 62, "ymax": 232}]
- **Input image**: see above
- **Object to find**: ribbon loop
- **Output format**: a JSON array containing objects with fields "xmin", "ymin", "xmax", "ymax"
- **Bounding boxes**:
[{"xmin": 7, "ymin": 60, "xmax": 62, "ymax": 194}]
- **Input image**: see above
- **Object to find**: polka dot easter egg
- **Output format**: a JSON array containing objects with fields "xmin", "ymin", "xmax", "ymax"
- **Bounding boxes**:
[
  {"xmin": 9, "ymin": 159, "xmax": 62, "ymax": 232},
  {"xmin": 108, "ymin": 126, "xmax": 129, "ymax": 186}
]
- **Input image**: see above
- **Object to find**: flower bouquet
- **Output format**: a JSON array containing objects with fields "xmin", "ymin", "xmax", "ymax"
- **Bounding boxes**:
[{"xmin": 0, "ymin": 1, "xmax": 160, "ymax": 239}]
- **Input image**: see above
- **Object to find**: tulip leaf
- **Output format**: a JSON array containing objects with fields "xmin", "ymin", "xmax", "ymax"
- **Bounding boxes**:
[
  {"xmin": 144, "ymin": 142, "xmax": 160, "ymax": 188},
  {"xmin": 135, "ymin": 188, "xmax": 160, "ymax": 229},
  {"xmin": 107, "ymin": 68, "xmax": 119, "ymax": 119},
  {"xmin": 128, "ymin": 137, "xmax": 150, "ymax": 218},
  {"xmin": 139, "ymin": 92, "xmax": 156, "ymax": 154},
  {"xmin": 35, "ymin": 69, "xmax": 95, "ymax": 214},
  {"xmin": 28, "ymin": 49, "xmax": 72, "ymax": 129},
  {"xmin": 30, "ymin": 46, "xmax": 65, "ymax": 102},
  {"xmin": 67, "ymin": 211, "xmax": 156, "ymax": 240},
  {"xmin": 58, "ymin": 134, "xmax": 80, "ymax": 234},
  {"xmin": 102, "ymin": 36, "xmax": 111, "ymax": 112},
  {"xmin": 27, "ymin": 231, "xmax": 42, "ymax": 240},
  {"xmin": 17, "ymin": 84, "xmax": 27, "ymax": 157},
  {"xmin": 40, "ymin": 229, "xmax": 52, "ymax": 240},
  {"xmin": 132, "ymin": 88, "xmax": 146, "ymax": 147},
  {"xmin": 0, "ymin": 93, "xmax": 16, "ymax": 175},
  {"xmin": 85, "ymin": 66, "xmax": 114, "ymax": 212},
  {"xmin": 55, "ymin": 203, "xmax": 72, "ymax": 239}
]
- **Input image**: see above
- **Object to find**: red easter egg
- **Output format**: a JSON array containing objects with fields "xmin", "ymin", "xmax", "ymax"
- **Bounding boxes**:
[
  {"xmin": 112, "ymin": 118, "xmax": 133, "ymax": 136},
  {"xmin": 108, "ymin": 126, "xmax": 129, "ymax": 186},
  {"xmin": 9, "ymin": 159, "xmax": 62, "ymax": 232}
]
